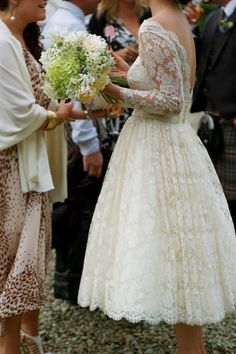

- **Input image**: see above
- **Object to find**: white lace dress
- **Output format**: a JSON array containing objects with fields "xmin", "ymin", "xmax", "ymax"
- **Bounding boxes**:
[{"xmin": 78, "ymin": 21, "xmax": 236, "ymax": 325}]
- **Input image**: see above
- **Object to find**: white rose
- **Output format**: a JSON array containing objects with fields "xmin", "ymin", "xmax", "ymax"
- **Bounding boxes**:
[{"xmin": 83, "ymin": 36, "xmax": 105, "ymax": 51}]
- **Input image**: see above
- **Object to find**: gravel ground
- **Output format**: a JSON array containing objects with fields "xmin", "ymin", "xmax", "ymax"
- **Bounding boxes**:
[{"xmin": 40, "ymin": 253, "xmax": 236, "ymax": 354}]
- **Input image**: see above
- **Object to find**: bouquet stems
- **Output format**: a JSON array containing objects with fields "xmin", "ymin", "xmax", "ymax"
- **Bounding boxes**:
[{"xmin": 102, "ymin": 75, "xmax": 129, "ymax": 104}]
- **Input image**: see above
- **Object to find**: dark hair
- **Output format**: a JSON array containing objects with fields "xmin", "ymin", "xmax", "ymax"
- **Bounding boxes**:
[
  {"xmin": 0, "ymin": 1, "xmax": 43, "ymax": 61},
  {"xmin": 178, "ymin": 0, "xmax": 190, "ymax": 4},
  {"xmin": 0, "ymin": 0, "xmax": 8, "ymax": 9},
  {"xmin": 23, "ymin": 23, "xmax": 43, "ymax": 61}
]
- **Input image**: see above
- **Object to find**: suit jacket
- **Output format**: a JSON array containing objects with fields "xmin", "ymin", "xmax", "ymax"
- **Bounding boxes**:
[{"xmin": 191, "ymin": 8, "xmax": 236, "ymax": 119}]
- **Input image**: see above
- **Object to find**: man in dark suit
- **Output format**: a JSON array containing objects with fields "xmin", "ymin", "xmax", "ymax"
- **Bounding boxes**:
[{"xmin": 188, "ymin": 0, "xmax": 236, "ymax": 227}]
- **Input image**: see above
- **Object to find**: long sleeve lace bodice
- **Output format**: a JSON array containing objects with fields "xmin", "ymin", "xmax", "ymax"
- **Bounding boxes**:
[{"xmin": 120, "ymin": 21, "xmax": 190, "ymax": 117}]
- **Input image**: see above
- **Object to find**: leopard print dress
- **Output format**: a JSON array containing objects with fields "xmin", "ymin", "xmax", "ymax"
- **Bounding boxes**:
[{"xmin": 0, "ymin": 49, "xmax": 52, "ymax": 335}]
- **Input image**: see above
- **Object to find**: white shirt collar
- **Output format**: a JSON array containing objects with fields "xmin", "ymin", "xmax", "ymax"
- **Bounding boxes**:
[{"xmin": 223, "ymin": 0, "xmax": 236, "ymax": 18}]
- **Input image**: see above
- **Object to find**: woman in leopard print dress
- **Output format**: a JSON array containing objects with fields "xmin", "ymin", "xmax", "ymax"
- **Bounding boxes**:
[{"xmin": 0, "ymin": 1, "xmax": 76, "ymax": 352}]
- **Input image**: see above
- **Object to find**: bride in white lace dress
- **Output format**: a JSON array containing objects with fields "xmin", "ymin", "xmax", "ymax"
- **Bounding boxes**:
[{"xmin": 78, "ymin": 0, "xmax": 236, "ymax": 352}]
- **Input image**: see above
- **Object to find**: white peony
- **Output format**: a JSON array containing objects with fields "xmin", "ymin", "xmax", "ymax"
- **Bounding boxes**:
[
  {"xmin": 40, "ymin": 30, "xmax": 114, "ymax": 104},
  {"xmin": 83, "ymin": 36, "xmax": 106, "ymax": 51}
]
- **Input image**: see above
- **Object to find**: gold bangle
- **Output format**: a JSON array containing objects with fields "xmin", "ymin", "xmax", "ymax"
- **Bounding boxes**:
[
  {"xmin": 43, "ymin": 111, "xmax": 60, "ymax": 131},
  {"xmin": 84, "ymin": 109, "xmax": 88, "ymax": 119}
]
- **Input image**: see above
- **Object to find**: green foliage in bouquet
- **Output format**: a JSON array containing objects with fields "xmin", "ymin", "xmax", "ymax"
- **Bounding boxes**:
[
  {"xmin": 45, "ymin": 54, "xmax": 79, "ymax": 99},
  {"xmin": 40, "ymin": 30, "xmax": 115, "ymax": 105}
]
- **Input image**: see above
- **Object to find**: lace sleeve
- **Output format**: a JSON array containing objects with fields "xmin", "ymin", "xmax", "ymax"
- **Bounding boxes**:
[{"xmin": 120, "ymin": 29, "xmax": 184, "ymax": 116}]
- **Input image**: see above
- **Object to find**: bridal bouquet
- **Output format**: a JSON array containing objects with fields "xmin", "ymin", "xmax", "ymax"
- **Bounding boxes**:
[{"xmin": 40, "ymin": 30, "xmax": 115, "ymax": 104}]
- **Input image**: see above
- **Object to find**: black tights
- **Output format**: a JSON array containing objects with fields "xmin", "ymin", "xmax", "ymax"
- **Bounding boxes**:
[{"xmin": 228, "ymin": 200, "xmax": 236, "ymax": 229}]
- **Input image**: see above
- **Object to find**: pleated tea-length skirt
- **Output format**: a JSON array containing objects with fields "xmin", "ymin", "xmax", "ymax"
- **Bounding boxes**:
[{"xmin": 78, "ymin": 112, "xmax": 236, "ymax": 325}]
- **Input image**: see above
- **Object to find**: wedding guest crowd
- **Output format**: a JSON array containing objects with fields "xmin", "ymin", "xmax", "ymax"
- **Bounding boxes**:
[{"xmin": 0, "ymin": 0, "xmax": 236, "ymax": 353}]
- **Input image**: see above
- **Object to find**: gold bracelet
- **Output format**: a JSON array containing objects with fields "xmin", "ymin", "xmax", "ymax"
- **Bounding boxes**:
[
  {"xmin": 43, "ymin": 111, "xmax": 60, "ymax": 131},
  {"xmin": 84, "ymin": 109, "xmax": 88, "ymax": 119}
]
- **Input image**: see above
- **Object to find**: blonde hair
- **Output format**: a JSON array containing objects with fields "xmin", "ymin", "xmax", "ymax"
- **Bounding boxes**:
[{"xmin": 97, "ymin": 0, "xmax": 147, "ymax": 21}]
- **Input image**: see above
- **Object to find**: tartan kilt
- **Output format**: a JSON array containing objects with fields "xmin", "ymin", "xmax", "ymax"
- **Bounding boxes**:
[{"xmin": 212, "ymin": 124, "xmax": 236, "ymax": 201}]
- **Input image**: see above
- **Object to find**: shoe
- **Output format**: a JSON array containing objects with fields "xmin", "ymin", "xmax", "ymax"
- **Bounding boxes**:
[{"xmin": 20, "ymin": 330, "xmax": 45, "ymax": 354}]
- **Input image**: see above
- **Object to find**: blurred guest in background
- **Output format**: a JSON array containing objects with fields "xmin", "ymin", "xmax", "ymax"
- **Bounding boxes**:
[
  {"xmin": 187, "ymin": 0, "xmax": 236, "ymax": 227},
  {"xmin": 39, "ymin": 0, "xmax": 63, "ymax": 27},
  {"xmin": 45, "ymin": 0, "xmax": 62, "ymax": 19},
  {"xmin": 88, "ymin": 0, "xmax": 151, "ymax": 65}
]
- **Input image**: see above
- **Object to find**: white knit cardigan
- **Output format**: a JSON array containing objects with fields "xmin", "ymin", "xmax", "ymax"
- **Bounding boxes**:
[{"xmin": 0, "ymin": 20, "xmax": 67, "ymax": 202}]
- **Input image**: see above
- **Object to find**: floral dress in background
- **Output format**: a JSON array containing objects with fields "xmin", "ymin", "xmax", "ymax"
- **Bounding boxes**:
[{"xmin": 88, "ymin": 10, "xmax": 151, "ymax": 147}]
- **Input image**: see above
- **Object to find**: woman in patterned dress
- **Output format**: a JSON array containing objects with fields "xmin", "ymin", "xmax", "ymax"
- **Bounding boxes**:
[{"xmin": 0, "ymin": 0, "xmax": 87, "ymax": 352}]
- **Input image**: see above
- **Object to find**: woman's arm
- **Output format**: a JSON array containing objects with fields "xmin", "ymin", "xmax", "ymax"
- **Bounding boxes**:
[
  {"xmin": 111, "ymin": 50, "xmax": 130, "ymax": 73},
  {"xmin": 0, "ymin": 39, "xmax": 75, "ymax": 146},
  {"xmin": 70, "ymin": 105, "xmax": 122, "ymax": 120},
  {"xmin": 41, "ymin": 100, "xmax": 74, "ymax": 130},
  {"xmin": 103, "ymin": 30, "xmax": 184, "ymax": 117},
  {"xmin": 70, "ymin": 107, "xmax": 105, "ymax": 120},
  {"xmin": 114, "ymin": 47, "xmax": 138, "ymax": 64},
  {"xmin": 0, "ymin": 39, "xmax": 49, "ymax": 149}
]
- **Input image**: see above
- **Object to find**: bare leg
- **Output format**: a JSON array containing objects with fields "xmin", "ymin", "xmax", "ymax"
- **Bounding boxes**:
[
  {"xmin": 0, "ymin": 314, "xmax": 22, "ymax": 354},
  {"xmin": 174, "ymin": 324, "xmax": 207, "ymax": 354},
  {"xmin": 199, "ymin": 327, "xmax": 207, "ymax": 354},
  {"xmin": 21, "ymin": 309, "xmax": 44, "ymax": 354},
  {"xmin": 21, "ymin": 309, "xmax": 40, "ymax": 336}
]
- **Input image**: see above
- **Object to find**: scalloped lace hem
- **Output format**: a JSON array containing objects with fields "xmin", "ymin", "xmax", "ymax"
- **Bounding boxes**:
[{"xmin": 78, "ymin": 301, "xmax": 236, "ymax": 326}]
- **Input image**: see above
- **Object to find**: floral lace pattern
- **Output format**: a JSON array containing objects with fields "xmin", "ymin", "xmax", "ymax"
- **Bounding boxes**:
[
  {"xmin": 120, "ymin": 22, "xmax": 190, "ymax": 117},
  {"xmin": 78, "ymin": 22, "xmax": 236, "ymax": 325}
]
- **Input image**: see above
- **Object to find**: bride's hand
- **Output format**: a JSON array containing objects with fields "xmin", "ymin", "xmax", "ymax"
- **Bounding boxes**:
[
  {"xmin": 103, "ymin": 82, "xmax": 118, "ymax": 96},
  {"xmin": 106, "ymin": 102, "xmax": 124, "ymax": 118},
  {"xmin": 111, "ymin": 50, "xmax": 130, "ymax": 73},
  {"xmin": 114, "ymin": 47, "xmax": 138, "ymax": 64},
  {"xmin": 110, "ymin": 69, "xmax": 127, "ymax": 81}
]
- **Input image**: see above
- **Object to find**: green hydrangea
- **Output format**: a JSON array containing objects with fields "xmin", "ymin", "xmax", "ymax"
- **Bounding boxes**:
[{"xmin": 40, "ymin": 30, "xmax": 114, "ymax": 104}]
